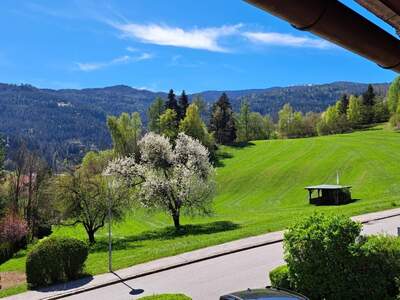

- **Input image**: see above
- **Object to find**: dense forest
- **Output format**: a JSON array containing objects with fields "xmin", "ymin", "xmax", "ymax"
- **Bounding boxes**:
[{"xmin": 0, "ymin": 81, "xmax": 388, "ymax": 167}]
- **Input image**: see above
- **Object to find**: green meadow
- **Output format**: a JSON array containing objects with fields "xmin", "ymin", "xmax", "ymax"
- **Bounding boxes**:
[{"xmin": 2, "ymin": 124, "xmax": 400, "ymax": 294}]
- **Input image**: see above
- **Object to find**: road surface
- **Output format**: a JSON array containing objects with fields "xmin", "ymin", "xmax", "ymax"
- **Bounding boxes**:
[{"xmin": 68, "ymin": 215, "xmax": 400, "ymax": 300}]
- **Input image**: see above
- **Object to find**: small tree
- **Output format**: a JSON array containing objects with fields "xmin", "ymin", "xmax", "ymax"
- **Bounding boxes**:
[
  {"xmin": 106, "ymin": 133, "xmax": 215, "ymax": 230},
  {"xmin": 237, "ymin": 100, "xmax": 251, "ymax": 142},
  {"xmin": 209, "ymin": 93, "xmax": 236, "ymax": 145},
  {"xmin": 178, "ymin": 90, "xmax": 189, "ymax": 121},
  {"xmin": 387, "ymin": 76, "xmax": 400, "ymax": 113},
  {"xmin": 160, "ymin": 109, "xmax": 179, "ymax": 140},
  {"xmin": 147, "ymin": 97, "xmax": 165, "ymax": 134},
  {"xmin": 55, "ymin": 152, "xmax": 128, "ymax": 244},
  {"xmin": 347, "ymin": 95, "xmax": 364, "ymax": 128},
  {"xmin": 107, "ymin": 112, "xmax": 142, "ymax": 157},
  {"xmin": 179, "ymin": 104, "xmax": 214, "ymax": 151}
]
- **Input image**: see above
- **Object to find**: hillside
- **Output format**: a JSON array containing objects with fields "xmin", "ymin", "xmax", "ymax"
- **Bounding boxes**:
[
  {"xmin": 0, "ymin": 81, "xmax": 389, "ymax": 166},
  {"xmin": 1, "ymin": 125, "xmax": 399, "ymax": 278}
]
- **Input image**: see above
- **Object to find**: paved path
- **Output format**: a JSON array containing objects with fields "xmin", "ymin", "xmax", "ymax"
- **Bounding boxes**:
[{"xmin": 6, "ymin": 208, "xmax": 400, "ymax": 300}]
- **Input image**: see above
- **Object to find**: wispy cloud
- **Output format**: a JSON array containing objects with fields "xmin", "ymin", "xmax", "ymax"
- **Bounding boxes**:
[
  {"xmin": 109, "ymin": 23, "xmax": 242, "ymax": 52},
  {"xmin": 75, "ymin": 53, "xmax": 152, "ymax": 71},
  {"xmin": 243, "ymin": 31, "xmax": 332, "ymax": 49}
]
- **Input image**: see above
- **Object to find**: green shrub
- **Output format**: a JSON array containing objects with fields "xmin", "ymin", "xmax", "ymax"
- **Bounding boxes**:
[
  {"xmin": 269, "ymin": 265, "xmax": 291, "ymax": 289},
  {"xmin": 0, "ymin": 242, "xmax": 14, "ymax": 264},
  {"xmin": 138, "ymin": 294, "xmax": 192, "ymax": 300},
  {"xmin": 26, "ymin": 237, "xmax": 88, "ymax": 288},
  {"xmin": 284, "ymin": 213, "xmax": 362, "ymax": 299},
  {"xmin": 351, "ymin": 235, "xmax": 400, "ymax": 299}
]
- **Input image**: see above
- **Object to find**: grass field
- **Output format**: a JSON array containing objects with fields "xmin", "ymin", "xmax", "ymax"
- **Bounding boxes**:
[{"xmin": 2, "ymin": 124, "xmax": 400, "ymax": 295}]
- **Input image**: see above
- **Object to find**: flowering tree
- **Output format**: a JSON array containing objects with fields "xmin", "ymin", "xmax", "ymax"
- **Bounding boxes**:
[
  {"xmin": 106, "ymin": 133, "xmax": 215, "ymax": 230},
  {"xmin": 0, "ymin": 213, "xmax": 28, "ymax": 244}
]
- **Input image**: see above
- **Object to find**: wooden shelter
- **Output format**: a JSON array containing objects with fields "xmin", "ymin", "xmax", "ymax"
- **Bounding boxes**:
[{"xmin": 305, "ymin": 184, "xmax": 352, "ymax": 205}]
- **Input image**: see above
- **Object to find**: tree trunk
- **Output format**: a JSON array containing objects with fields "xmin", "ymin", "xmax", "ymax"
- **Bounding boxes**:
[
  {"xmin": 87, "ymin": 229, "xmax": 96, "ymax": 244},
  {"xmin": 172, "ymin": 211, "xmax": 180, "ymax": 230}
]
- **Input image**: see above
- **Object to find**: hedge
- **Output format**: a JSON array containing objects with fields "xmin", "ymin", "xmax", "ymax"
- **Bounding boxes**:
[
  {"xmin": 26, "ymin": 237, "xmax": 88, "ymax": 288},
  {"xmin": 138, "ymin": 294, "xmax": 192, "ymax": 300},
  {"xmin": 269, "ymin": 265, "xmax": 291, "ymax": 290}
]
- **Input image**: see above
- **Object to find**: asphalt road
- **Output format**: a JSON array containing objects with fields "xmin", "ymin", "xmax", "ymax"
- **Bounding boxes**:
[{"xmin": 68, "ymin": 215, "xmax": 400, "ymax": 300}]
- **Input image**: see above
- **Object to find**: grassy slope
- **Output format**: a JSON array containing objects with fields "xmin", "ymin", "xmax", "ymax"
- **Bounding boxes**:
[{"xmin": 2, "ymin": 125, "xmax": 400, "ymax": 290}]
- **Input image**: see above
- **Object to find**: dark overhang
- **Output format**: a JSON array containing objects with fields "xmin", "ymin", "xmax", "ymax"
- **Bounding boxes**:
[{"xmin": 245, "ymin": 0, "xmax": 400, "ymax": 72}]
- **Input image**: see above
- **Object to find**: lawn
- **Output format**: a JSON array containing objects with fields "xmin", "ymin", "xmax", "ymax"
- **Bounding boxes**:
[{"xmin": 2, "ymin": 124, "xmax": 400, "ymax": 295}]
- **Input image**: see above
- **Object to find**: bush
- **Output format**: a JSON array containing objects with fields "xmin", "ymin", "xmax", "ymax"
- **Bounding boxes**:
[
  {"xmin": 269, "ymin": 265, "xmax": 291, "ymax": 289},
  {"xmin": 26, "ymin": 237, "xmax": 88, "ymax": 288},
  {"xmin": 351, "ymin": 235, "xmax": 400, "ymax": 299},
  {"xmin": 0, "ymin": 242, "xmax": 14, "ymax": 264},
  {"xmin": 284, "ymin": 213, "xmax": 362, "ymax": 299},
  {"xmin": 138, "ymin": 294, "xmax": 192, "ymax": 300},
  {"xmin": 283, "ymin": 213, "xmax": 400, "ymax": 300}
]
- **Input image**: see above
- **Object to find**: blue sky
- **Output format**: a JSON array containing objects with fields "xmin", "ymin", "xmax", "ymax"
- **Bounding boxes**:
[{"xmin": 0, "ymin": 0, "xmax": 397, "ymax": 93}]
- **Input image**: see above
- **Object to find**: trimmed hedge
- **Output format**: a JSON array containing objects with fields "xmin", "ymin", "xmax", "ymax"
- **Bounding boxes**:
[
  {"xmin": 26, "ymin": 237, "xmax": 88, "ymax": 288},
  {"xmin": 138, "ymin": 294, "xmax": 192, "ymax": 300},
  {"xmin": 269, "ymin": 265, "xmax": 290, "ymax": 290}
]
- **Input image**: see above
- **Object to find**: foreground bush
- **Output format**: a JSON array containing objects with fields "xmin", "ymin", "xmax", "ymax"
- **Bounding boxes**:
[
  {"xmin": 284, "ymin": 213, "xmax": 361, "ymax": 299},
  {"xmin": 26, "ymin": 237, "xmax": 88, "ymax": 288},
  {"xmin": 269, "ymin": 265, "xmax": 290, "ymax": 290},
  {"xmin": 138, "ymin": 294, "xmax": 192, "ymax": 300},
  {"xmin": 283, "ymin": 213, "xmax": 400, "ymax": 299},
  {"xmin": 351, "ymin": 235, "xmax": 400, "ymax": 299}
]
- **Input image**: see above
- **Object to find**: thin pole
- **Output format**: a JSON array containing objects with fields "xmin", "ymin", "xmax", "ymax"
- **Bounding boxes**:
[{"xmin": 108, "ymin": 193, "xmax": 112, "ymax": 272}]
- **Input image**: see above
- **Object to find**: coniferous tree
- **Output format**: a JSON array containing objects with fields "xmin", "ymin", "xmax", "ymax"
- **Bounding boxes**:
[
  {"xmin": 362, "ymin": 84, "xmax": 375, "ymax": 107},
  {"xmin": 338, "ymin": 94, "xmax": 349, "ymax": 115},
  {"xmin": 209, "ymin": 93, "xmax": 236, "ymax": 145},
  {"xmin": 178, "ymin": 90, "xmax": 189, "ymax": 121},
  {"xmin": 165, "ymin": 89, "xmax": 179, "ymax": 114},
  {"xmin": 362, "ymin": 84, "xmax": 375, "ymax": 123}
]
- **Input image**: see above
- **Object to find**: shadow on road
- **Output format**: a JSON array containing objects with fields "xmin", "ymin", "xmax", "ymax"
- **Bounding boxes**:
[
  {"xmin": 38, "ymin": 275, "xmax": 94, "ymax": 292},
  {"xmin": 111, "ymin": 271, "xmax": 144, "ymax": 296}
]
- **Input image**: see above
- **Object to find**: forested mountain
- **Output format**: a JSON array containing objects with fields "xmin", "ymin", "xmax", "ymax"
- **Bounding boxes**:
[{"xmin": 0, "ymin": 81, "xmax": 388, "ymax": 167}]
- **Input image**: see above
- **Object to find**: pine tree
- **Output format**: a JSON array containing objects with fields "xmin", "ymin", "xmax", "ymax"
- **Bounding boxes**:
[
  {"xmin": 338, "ymin": 94, "xmax": 349, "ymax": 115},
  {"xmin": 362, "ymin": 85, "xmax": 376, "ymax": 124},
  {"xmin": 178, "ymin": 90, "xmax": 189, "ymax": 121},
  {"xmin": 209, "ymin": 93, "xmax": 236, "ymax": 145},
  {"xmin": 165, "ymin": 89, "xmax": 179, "ymax": 113},
  {"xmin": 362, "ymin": 84, "xmax": 375, "ymax": 107}
]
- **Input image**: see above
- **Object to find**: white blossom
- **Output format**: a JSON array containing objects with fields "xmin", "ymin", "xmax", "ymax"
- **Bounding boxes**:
[{"xmin": 104, "ymin": 132, "xmax": 216, "ymax": 228}]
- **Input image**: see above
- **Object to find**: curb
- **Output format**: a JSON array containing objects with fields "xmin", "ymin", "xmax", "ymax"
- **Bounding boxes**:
[{"xmin": 16, "ymin": 208, "xmax": 400, "ymax": 300}]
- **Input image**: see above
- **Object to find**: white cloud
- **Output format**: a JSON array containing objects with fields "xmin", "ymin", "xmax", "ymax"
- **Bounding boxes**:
[
  {"xmin": 110, "ymin": 23, "xmax": 242, "ymax": 52},
  {"xmin": 243, "ymin": 31, "xmax": 332, "ymax": 49},
  {"xmin": 126, "ymin": 46, "xmax": 138, "ymax": 52},
  {"xmin": 75, "ymin": 53, "xmax": 152, "ymax": 71}
]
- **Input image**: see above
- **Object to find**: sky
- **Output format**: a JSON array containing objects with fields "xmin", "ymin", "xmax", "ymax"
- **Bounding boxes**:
[{"xmin": 0, "ymin": 0, "xmax": 398, "ymax": 93}]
